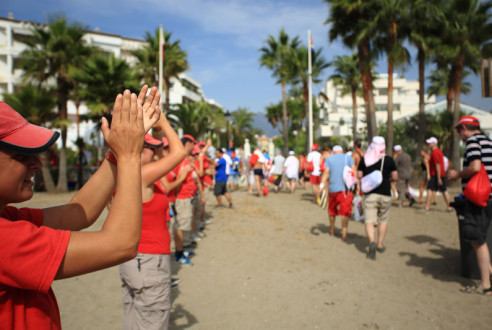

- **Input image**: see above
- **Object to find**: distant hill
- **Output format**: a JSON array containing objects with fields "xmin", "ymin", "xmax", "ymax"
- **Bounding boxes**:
[{"xmin": 251, "ymin": 112, "xmax": 280, "ymax": 137}]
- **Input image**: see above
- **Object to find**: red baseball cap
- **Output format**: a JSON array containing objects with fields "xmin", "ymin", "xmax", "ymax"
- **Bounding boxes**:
[
  {"xmin": 0, "ymin": 101, "xmax": 60, "ymax": 155},
  {"xmin": 182, "ymin": 134, "xmax": 196, "ymax": 144},
  {"xmin": 162, "ymin": 137, "xmax": 169, "ymax": 148},
  {"xmin": 192, "ymin": 144, "xmax": 201, "ymax": 155},
  {"xmin": 144, "ymin": 134, "xmax": 163, "ymax": 148},
  {"xmin": 312, "ymin": 143, "xmax": 319, "ymax": 151},
  {"xmin": 197, "ymin": 141, "xmax": 206, "ymax": 147},
  {"xmin": 455, "ymin": 116, "xmax": 480, "ymax": 128}
]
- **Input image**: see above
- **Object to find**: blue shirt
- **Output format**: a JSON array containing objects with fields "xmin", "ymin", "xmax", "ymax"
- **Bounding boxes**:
[
  {"xmin": 326, "ymin": 154, "xmax": 354, "ymax": 193},
  {"xmin": 230, "ymin": 156, "xmax": 240, "ymax": 175},
  {"xmin": 215, "ymin": 158, "xmax": 228, "ymax": 182}
]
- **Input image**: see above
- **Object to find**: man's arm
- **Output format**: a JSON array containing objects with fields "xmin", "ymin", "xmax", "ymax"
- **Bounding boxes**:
[
  {"xmin": 448, "ymin": 159, "xmax": 481, "ymax": 181},
  {"xmin": 53, "ymin": 90, "xmax": 145, "ymax": 279},
  {"xmin": 43, "ymin": 86, "xmax": 160, "ymax": 231}
]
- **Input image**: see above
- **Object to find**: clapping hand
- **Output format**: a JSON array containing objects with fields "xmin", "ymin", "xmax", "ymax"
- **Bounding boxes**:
[{"xmin": 137, "ymin": 85, "xmax": 161, "ymax": 133}]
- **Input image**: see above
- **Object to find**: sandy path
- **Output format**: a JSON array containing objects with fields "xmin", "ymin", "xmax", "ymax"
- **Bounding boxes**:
[{"xmin": 19, "ymin": 186, "xmax": 492, "ymax": 329}]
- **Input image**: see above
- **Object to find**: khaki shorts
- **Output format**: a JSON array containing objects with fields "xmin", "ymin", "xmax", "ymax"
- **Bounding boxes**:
[
  {"xmin": 119, "ymin": 254, "xmax": 171, "ymax": 330},
  {"xmin": 174, "ymin": 197, "xmax": 194, "ymax": 231},
  {"xmin": 363, "ymin": 193, "xmax": 392, "ymax": 224}
]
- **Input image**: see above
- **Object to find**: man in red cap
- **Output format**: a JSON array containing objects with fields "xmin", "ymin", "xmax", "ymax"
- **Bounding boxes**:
[
  {"xmin": 0, "ymin": 86, "xmax": 162, "ymax": 328},
  {"xmin": 448, "ymin": 116, "xmax": 492, "ymax": 295},
  {"xmin": 307, "ymin": 143, "xmax": 322, "ymax": 203},
  {"xmin": 171, "ymin": 134, "xmax": 204, "ymax": 266}
]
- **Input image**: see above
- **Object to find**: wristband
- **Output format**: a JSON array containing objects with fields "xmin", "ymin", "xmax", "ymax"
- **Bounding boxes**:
[
  {"xmin": 105, "ymin": 150, "xmax": 117, "ymax": 165},
  {"xmin": 320, "ymin": 183, "xmax": 325, "ymax": 190}
]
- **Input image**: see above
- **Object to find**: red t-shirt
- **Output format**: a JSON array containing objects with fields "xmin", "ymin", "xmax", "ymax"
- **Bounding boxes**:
[
  {"xmin": 173, "ymin": 158, "xmax": 197, "ymax": 199},
  {"xmin": 429, "ymin": 148, "xmax": 446, "ymax": 177},
  {"xmin": 138, "ymin": 183, "xmax": 171, "ymax": 254},
  {"xmin": 0, "ymin": 206, "xmax": 71, "ymax": 330},
  {"xmin": 195, "ymin": 155, "xmax": 213, "ymax": 187}
]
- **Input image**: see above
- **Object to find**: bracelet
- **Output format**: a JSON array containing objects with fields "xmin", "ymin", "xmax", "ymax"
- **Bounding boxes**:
[{"xmin": 105, "ymin": 150, "xmax": 117, "ymax": 165}]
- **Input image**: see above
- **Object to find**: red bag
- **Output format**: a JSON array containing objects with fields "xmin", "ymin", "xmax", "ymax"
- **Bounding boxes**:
[
  {"xmin": 249, "ymin": 154, "xmax": 259, "ymax": 166},
  {"xmin": 263, "ymin": 185, "xmax": 269, "ymax": 196},
  {"xmin": 463, "ymin": 164, "xmax": 491, "ymax": 207},
  {"xmin": 307, "ymin": 161, "xmax": 314, "ymax": 172}
]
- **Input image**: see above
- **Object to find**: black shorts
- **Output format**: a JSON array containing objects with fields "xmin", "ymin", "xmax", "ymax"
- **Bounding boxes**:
[
  {"xmin": 427, "ymin": 175, "xmax": 447, "ymax": 192},
  {"xmin": 253, "ymin": 169, "xmax": 264, "ymax": 178},
  {"xmin": 214, "ymin": 181, "xmax": 227, "ymax": 196},
  {"xmin": 462, "ymin": 199, "xmax": 492, "ymax": 245}
]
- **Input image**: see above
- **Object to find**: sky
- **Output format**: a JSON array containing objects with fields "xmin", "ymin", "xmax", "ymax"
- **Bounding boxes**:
[{"xmin": 2, "ymin": 0, "xmax": 492, "ymax": 116}]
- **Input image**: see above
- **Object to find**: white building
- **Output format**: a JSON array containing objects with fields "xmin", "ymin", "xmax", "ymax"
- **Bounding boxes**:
[
  {"xmin": 0, "ymin": 15, "xmax": 220, "ymax": 150},
  {"xmin": 316, "ymin": 73, "xmax": 436, "ymax": 138}
]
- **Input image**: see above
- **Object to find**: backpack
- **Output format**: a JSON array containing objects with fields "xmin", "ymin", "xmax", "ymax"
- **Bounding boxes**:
[{"xmin": 249, "ymin": 154, "xmax": 259, "ymax": 167}]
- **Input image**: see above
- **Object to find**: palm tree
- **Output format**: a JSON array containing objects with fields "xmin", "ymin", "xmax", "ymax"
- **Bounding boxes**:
[
  {"xmin": 231, "ymin": 107, "xmax": 255, "ymax": 147},
  {"xmin": 329, "ymin": 53, "xmax": 361, "ymax": 144},
  {"xmin": 427, "ymin": 67, "xmax": 472, "ymax": 101},
  {"xmin": 17, "ymin": 14, "xmax": 92, "ymax": 192},
  {"xmin": 288, "ymin": 45, "xmax": 330, "ymax": 151},
  {"xmin": 325, "ymin": 0, "xmax": 379, "ymax": 140},
  {"xmin": 408, "ymin": 0, "xmax": 444, "ymax": 161},
  {"xmin": 436, "ymin": 0, "xmax": 492, "ymax": 169},
  {"xmin": 71, "ymin": 54, "xmax": 140, "ymax": 114},
  {"xmin": 168, "ymin": 102, "xmax": 217, "ymax": 139},
  {"xmin": 133, "ymin": 29, "xmax": 189, "ymax": 112},
  {"xmin": 370, "ymin": 0, "xmax": 411, "ymax": 154},
  {"xmin": 3, "ymin": 84, "xmax": 58, "ymax": 192},
  {"xmin": 259, "ymin": 28, "xmax": 300, "ymax": 156}
]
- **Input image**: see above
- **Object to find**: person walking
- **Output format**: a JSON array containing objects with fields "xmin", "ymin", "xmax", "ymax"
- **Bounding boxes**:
[
  {"xmin": 448, "ymin": 116, "xmax": 492, "ymax": 295},
  {"xmin": 213, "ymin": 148, "xmax": 234, "ymax": 208},
  {"xmin": 271, "ymin": 151, "xmax": 285, "ymax": 192},
  {"xmin": 422, "ymin": 137, "xmax": 453, "ymax": 213},
  {"xmin": 358, "ymin": 136, "xmax": 398, "ymax": 260},
  {"xmin": 320, "ymin": 145, "xmax": 355, "ymax": 242},
  {"xmin": 393, "ymin": 145, "xmax": 415, "ymax": 207},
  {"xmin": 307, "ymin": 143, "xmax": 322, "ymax": 203},
  {"xmin": 283, "ymin": 151, "xmax": 300, "ymax": 193}
]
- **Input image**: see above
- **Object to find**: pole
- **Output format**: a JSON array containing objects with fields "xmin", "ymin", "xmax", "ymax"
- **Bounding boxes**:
[
  {"xmin": 308, "ymin": 29, "xmax": 313, "ymax": 151},
  {"xmin": 158, "ymin": 24, "xmax": 164, "ymax": 112}
]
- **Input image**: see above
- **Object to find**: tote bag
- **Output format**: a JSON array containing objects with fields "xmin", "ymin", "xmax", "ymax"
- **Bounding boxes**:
[
  {"xmin": 343, "ymin": 155, "xmax": 357, "ymax": 189},
  {"xmin": 463, "ymin": 164, "xmax": 491, "ymax": 207},
  {"xmin": 361, "ymin": 156, "xmax": 385, "ymax": 193}
]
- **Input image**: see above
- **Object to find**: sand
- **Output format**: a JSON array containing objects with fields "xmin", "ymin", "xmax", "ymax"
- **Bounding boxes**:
[{"xmin": 18, "ymin": 185, "xmax": 492, "ymax": 329}]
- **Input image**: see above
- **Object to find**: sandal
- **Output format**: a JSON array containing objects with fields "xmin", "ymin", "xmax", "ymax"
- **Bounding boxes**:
[
  {"xmin": 460, "ymin": 283, "xmax": 492, "ymax": 295},
  {"xmin": 460, "ymin": 283, "xmax": 479, "ymax": 294}
]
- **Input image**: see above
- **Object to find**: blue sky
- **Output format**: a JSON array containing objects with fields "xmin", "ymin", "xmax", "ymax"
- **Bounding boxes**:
[{"xmin": 2, "ymin": 0, "xmax": 492, "ymax": 115}]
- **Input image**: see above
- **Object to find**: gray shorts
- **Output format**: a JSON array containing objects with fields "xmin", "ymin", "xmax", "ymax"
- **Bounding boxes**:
[
  {"xmin": 228, "ymin": 174, "xmax": 240, "ymax": 184},
  {"xmin": 120, "ymin": 254, "xmax": 171, "ymax": 330},
  {"xmin": 174, "ymin": 197, "xmax": 194, "ymax": 231}
]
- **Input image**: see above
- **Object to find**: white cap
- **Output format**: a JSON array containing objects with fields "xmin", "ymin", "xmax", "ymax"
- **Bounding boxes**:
[
  {"xmin": 426, "ymin": 137, "xmax": 438, "ymax": 144},
  {"xmin": 289, "ymin": 150, "xmax": 295, "ymax": 155},
  {"xmin": 393, "ymin": 145, "xmax": 402, "ymax": 151},
  {"xmin": 372, "ymin": 136, "xmax": 385, "ymax": 144},
  {"xmin": 333, "ymin": 145, "xmax": 343, "ymax": 152}
]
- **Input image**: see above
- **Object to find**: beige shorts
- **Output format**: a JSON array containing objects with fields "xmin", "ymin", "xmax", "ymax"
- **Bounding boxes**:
[
  {"xmin": 363, "ymin": 193, "xmax": 392, "ymax": 224},
  {"xmin": 119, "ymin": 254, "xmax": 171, "ymax": 330},
  {"xmin": 174, "ymin": 197, "xmax": 194, "ymax": 231}
]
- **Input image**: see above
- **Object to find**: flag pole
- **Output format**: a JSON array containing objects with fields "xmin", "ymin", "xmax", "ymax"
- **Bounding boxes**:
[
  {"xmin": 158, "ymin": 24, "xmax": 164, "ymax": 112},
  {"xmin": 308, "ymin": 29, "xmax": 313, "ymax": 151}
]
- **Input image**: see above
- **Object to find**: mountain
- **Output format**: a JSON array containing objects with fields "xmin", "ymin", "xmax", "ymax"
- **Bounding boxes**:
[{"xmin": 251, "ymin": 112, "xmax": 280, "ymax": 137}]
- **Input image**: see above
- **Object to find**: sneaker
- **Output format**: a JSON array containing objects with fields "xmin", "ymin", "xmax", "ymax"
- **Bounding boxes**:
[
  {"xmin": 171, "ymin": 277, "xmax": 181, "ymax": 284},
  {"xmin": 205, "ymin": 219, "xmax": 212, "ymax": 224},
  {"xmin": 417, "ymin": 209, "xmax": 430, "ymax": 214},
  {"xmin": 192, "ymin": 234, "xmax": 202, "ymax": 242},
  {"xmin": 197, "ymin": 231, "xmax": 206, "ymax": 238},
  {"xmin": 175, "ymin": 256, "xmax": 193, "ymax": 266},
  {"xmin": 183, "ymin": 242, "xmax": 197, "ymax": 249},
  {"xmin": 183, "ymin": 250, "xmax": 195, "ymax": 258},
  {"xmin": 171, "ymin": 282, "xmax": 179, "ymax": 289},
  {"xmin": 367, "ymin": 243, "xmax": 376, "ymax": 260},
  {"xmin": 228, "ymin": 203, "xmax": 234, "ymax": 209}
]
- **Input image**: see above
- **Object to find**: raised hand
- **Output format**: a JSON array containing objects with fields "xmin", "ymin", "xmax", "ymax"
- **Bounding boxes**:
[
  {"xmin": 137, "ymin": 85, "xmax": 161, "ymax": 133},
  {"xmin": 101, "ymin": 90, "xmax": 144, "ymax": 160}
]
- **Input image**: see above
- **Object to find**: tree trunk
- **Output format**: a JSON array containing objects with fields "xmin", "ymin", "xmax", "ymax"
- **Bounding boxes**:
[
  {"xmin": 416, "ymin": 49, "xmax": 426, "ymax": 165},
  {"xmin": 56, "ymin": 77, "xmax": 69, "ymax": 193},
  {"xmin": 358, "ymin": 42, "xmax": 377, "ymax": 140},
  {"xmin": 351, "ymin": 85, "xmax": 358, "ymax": 144},
  {"xmin": 446, "ymin": 66, "xmax": 455, "ymax": 112},
  {"xmin": 452, "ymin": 60, "xmax": 464, "ymax": 171},
  {"xmin": 387, "ymin": 59, "xmax": 394, "ymax": 156},
  {"xmin": 281, "ymin": 82, "xmax": 289, "ymax": 156},
  {"xmin": 39, "ymin": 152, "xmax": 56, "ymax": 193}
]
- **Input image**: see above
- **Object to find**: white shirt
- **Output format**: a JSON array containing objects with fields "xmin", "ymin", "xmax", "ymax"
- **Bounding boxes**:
[
  {"xmin": 272, "ymin": 154, "xmax": 285, "ymax": 175},
  {"xmin": 223, "ymin": 153, "xmax": 233, "ymax": 175},
  {"xmin": 283, "ymin": 155, "xmax": 299, "ymax": 179},
  {"xmin": 307, "ymin": 151, "xmax": 322, "ymax": 176}
]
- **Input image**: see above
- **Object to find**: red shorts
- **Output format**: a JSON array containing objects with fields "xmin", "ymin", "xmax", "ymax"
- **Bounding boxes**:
[
  {"xmin": 328, "ymin": 191, "xmax": 353, "ymax": 216},
  {"xmin": 309, "ymin": 175, "xmax": 321, "ymax": 185}
]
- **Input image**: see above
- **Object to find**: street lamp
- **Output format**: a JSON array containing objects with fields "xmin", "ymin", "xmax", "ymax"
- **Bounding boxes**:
[{"xmin": 224, "ymin": 110, "xmax": 231, "ymax": 149}]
